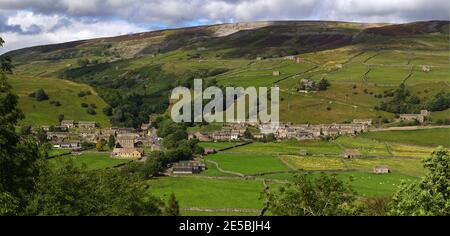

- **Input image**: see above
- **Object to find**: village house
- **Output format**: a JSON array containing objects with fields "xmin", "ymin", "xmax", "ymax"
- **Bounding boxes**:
[
  {"xmin": 46, "ymin": 131, "xmax": 71, "ymax": 140},
  {"xmin": 342, "ymin": 149, "xmax": 362, "ymax": 159},
  {"xmin": 322, "ymin": 127, "xmax": 340, "ymax": 137},
  {"xmin": 283, "ymin": 55, "xmax": 296, "ymax": 60},
  {"xmin": 204, "ymin": 148, "xmax": 216, "ymax": 155},
  {"xmin": 422, "ymin": 65, "xmax": 431, "ymax": 72},
  {"xmin": 189, "ymin": 132, "xmax": 212, "ymax": 142},
  {"xmin": 399, "ymin": 110, "xmax": 430, "ymax": 123},
  {"xmin": 115, "ymin": 127, "xmax": 136, "ymax": 134},
  {"xmin": 112, "ymin": 148, "xmax": 144, "ymax": 160},
  {"xmin": 352, "ymin": 119, "xmax": 372, "ymax": 126},
  {"xmin": 172, "ymin": 161, "xmax": 206, "ymax": 175},
  {"xmin": 140, "ymin": 122, "xmax": 151, "ymax": 131},
  {"xmin": 60, "ymin": 120, "xmax": 75, "ymax": 129},
  {"xmin": 298, "ymin": 79, "xmax": 315, "ymax": 91},
  {"xmin": 252, "ymin": 133, "xmax": 264, "ymax": 140},
  {"xmin": 211, "ymin": 131, "xmax": 239, "ymax": 141},
  {"xmin": 53, "ymin": 140, "xmax": 80, "ymax": 149},
  {"xmin": 373, "ymin": 166, "xmax": 390, "ymax": 174},
  {"xmin": 299, "ymin": 149, "xmax": 308, "ymax": 156},
  {"xmin": 78, "ymin": 121, "xmax": 96, "ymax": 130},
  {"xmin": 116, "ymin": 133, "xmax": 137, "ymax": 148},
  {"xmin": 41, "ymin": 125, "xmax": 51, "ymax": 132}
]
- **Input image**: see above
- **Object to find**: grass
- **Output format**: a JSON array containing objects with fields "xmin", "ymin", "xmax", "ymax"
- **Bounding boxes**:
[
  {"xmin": 198, "ymin": 142, "xmax": 244, "ymax": 150},
  {"xmin": 147, "ymin": 177, "xmax": 265, "ymax": 209},
  {"xmin": 265, "ymin": 171, "xmax": 419, "ymax": 197},
  {"xmin": 344, "ymin": 157, "xmax": 425, "ymax": 177},
  {"xmin": 359, "ymin": 128, "xmax": 450, "ymax": 147},
  {"xmin": 9, "ymin": 75, "xmax": 111, "ymax": 128},
  {"xmin": 280, "ymin": 155, "xmax": 346, "ymax": 170},
  {"xmin": 227, "ymin": 140, "xmax": 342, "ymax": 155},
  {"xmin": 49, "ymin": 152, "xmax": 129, "ymax": 170},
  {"xmin": 47, "ymin": 148, "xmax": 72, "ymax": 157},
  {"xmin": 334, "ymin": 136, "xmax": 392, "ymax": 156},
  {"xmin": 206, "ymin": 153, "xmax": 289, "ymax": 175}
]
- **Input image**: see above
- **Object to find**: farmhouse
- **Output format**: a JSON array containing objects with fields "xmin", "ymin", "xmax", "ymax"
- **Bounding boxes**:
[
  {"xmin": 189, "ymin": 132, "xmax": 212, "ymax": 142},
  {"xmin": 422, "ymin": 65, "xmax": 431, "ymax": 72},
  {"xmin": 172, "ymin": 161, "xmax": 206, "ymax": 174},
  {"xmin": 116, "ymin": 133, "xmax": 137, "ymax": 148},
  {"xmin": 140, "ymin": 122, "xmax": 151, "ymax": 131},
  {"xmin": 54, "ymin": 140, "xmax": 80, "ymax": 149},
  {"xmin": 272, "ymin": 71, "xmax": 280, "ymax": 76},
  {"xmin": 373, "ymin": 166, "xmax": 390, "ymax": 174},
  {"xmin": 46, "ymin": 132, "xmax": 70, "ymax": 140},
  {"xmin": 283, "ymin": 55, "xmax": 296, "ymax": 60},
  {"xmin": 204, "ymin": 148, "xmax": 216, "ymax": 155},
  {"xmin": 399, "ymin": 110, "xmax": 430, "ymax": 123},
  {"xmin": 78, "ymin": 121, "xmax": 96, "ymax": 130},
  {"xmin": 112, "ymin": 148, "xmax": 144, "ymax": 159},
  {"xmin": 211, "ymin": 131, "xmax": 239, "ymax": 141},
  {"xmin": 342, "ymin": 149, "xmax": 362, "ymax": 159},
  {"xmin": 299, "ymin": 149, "xmax": 308, "ymax": 156},
  {"xmin": 60, "ymin": 120, "xmax": 75, "ymax": 128}
]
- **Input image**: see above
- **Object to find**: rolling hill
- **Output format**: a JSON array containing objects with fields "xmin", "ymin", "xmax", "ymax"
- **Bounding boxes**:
[{"xmin": 3, "ymin": 20, "xmax": 449, "ymax": 127}]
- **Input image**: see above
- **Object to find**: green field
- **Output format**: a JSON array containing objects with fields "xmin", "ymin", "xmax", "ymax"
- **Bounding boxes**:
[
  {"xmin": 227, "ymin": 140, "xmax": 342, "ymax": 155},
  {"xmin": 359, "ymin": 128, "xmax": 450, "ymax": 147},
  {"xmin": 147, "ymin": 177, "xmax": 265, "ymax": 210},
  {"xmin": 10, "ymin": 75, "xmax": 111, "ymax": 127},
  {"xmin": 206, "ymin": 153, "xmax": 289, "ymax": 175},
  {"xmin": 198, "ymin": 142, "xmax": 244, "ymax": 150},
  {"xmin": 50, "ymin": 152, "xmax": 129, "ymax": 170},
  {"xmin": 265, "ymin": 171, "xmax": 419, "ymax": 197}
]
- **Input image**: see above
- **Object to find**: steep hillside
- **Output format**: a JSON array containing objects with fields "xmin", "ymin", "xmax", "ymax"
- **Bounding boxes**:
[
  {"xmin": 3, "ymin": 20, "xmax": 449, "ymax": 127},
  {"xmin": 9, "ymin": 75, "xmax": 111, "ymax": 127}
]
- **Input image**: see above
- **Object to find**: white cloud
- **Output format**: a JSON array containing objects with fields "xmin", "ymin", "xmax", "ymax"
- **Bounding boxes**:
[
  {"xmin": 0, "ymin": 11, "xmax": 146, "ymax": 53},
  {"xmin": 0, "ymin": 0, "xmax": 448, "ymax": 53}
]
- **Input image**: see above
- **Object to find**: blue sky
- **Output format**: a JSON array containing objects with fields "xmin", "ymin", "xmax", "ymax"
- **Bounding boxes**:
[{"xmin": 0, "ymin": 0, "xmax": 448, "ymax": 53}]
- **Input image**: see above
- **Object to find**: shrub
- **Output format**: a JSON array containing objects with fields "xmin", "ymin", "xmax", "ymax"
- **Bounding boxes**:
[
  {"xmin": 86, "ymin": 107, "xmax": 96, "ymax": 115},
  {"xmin": 33, "ymin": 89, "xmax": 49, "ymax": 101}
]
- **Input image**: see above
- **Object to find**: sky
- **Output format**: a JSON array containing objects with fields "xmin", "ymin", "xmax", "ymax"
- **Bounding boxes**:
[{"xmin": 0, "ymin": 0, "xmax": 449, "ymax": 53}]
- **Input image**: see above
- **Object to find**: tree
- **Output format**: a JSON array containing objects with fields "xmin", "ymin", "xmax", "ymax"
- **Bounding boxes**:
[
  {"xmin": 317, "ymin": 79, "xmax": 330, "ymax": 91},
  {"xmin": 267, "ymin": 173, "xmax": 357, "ymax": 216},
  {"xmin": 96, "ymin": 139, "xmax": 107, "ymax": 151},
  {"xmin": 20, "ymin": 125, "xmax": 32, "ymax": 136},
  {"xmin": 25, "ymin": 161, "xmax": 164, "ymax": 216},
  {"xmin": 57, "ymin": 114, "xmax": 65, "ymax": 123},
  {"xmin": 103, "ymin": 106, "xmax": 113, "ymax": 116},
  {"xmin": 34, "ymin": 89, "xmax": 49, "ymax": 101},
  {"xmin": 164, "ymin": 193, "xmax": 180, "ymax": 216},
  {"xmin": 0, "ymin": 37, "xmax": 43, "ymax": 215},
  {"xmin": 108, "ymin": 135, "xmax": 116, "ymax": 149},
  {"xmin": 141, "ymin": 158, "xmax": 163, "ymax": 179},
  {"xmin": 390, "ymin": 147, "xmax": 449, "ymax": 216},
  {"xmin": 243, "ymin": 128, "xmax": 253, "ymax": 139}
]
